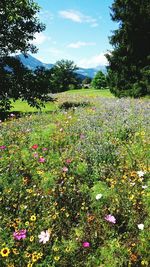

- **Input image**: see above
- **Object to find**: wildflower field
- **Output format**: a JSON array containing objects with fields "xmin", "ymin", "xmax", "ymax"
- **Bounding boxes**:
[{"xmin": 0, "ymin": 91, "xmax": 150, "ymax": 267}]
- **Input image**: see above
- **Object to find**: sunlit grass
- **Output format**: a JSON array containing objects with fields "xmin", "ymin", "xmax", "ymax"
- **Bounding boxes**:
[
  {"xmin": 11, "ymin": 100, "xmax": 57, "ymax": 113},
  {"xmin": 10, "ymin": 89, "xmax": 113, "ymax": 113},
  {"xmin": 65, "ymin": 88, "xmax": 113, "ymax": 97}
]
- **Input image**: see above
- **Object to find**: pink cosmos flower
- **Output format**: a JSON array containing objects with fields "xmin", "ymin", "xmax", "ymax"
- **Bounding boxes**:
[
  {"xmin": 62, "ymin": 166, "xmax": 68, "ymax": 172},
  {"xmin": 82, "ymin": 242, "xmax": 90, "ymax": 248},
  {"xmin": 105, "ymin": 214, "xmax": 116, "ymax": 224},
  {"xmin": 0, "ymin": 145, "xmax": 6, "ymax": 150},
  {"xmin": 65, "ymin": 159, "xmax": 72, "ymax": 164},
  {"xmin": 39, "ymin": 157, "xmax": 45, "ymax": 163},
  {"xmin": 33, "ymin": 152, "xmax": 38, "ymax": 158},
  {"xmin": 42, "ymin": 148, "xmax": 47, "ymax": 151},
  {"xmin": 80, "ymin": 134, "xmax": 85, "ymax": 139},
  {"xmin": 13, "ymin": 229, "xmax": 27, "ymax": 240}
]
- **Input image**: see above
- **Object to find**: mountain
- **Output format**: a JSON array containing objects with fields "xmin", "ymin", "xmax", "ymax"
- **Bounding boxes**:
[
  {"xmin": 16, "ymin": 54, "xmax": 106, "ymax": 78},
  {"xmin": 16, "ymin": 54, "xmax": 53, "ymax": 70}
]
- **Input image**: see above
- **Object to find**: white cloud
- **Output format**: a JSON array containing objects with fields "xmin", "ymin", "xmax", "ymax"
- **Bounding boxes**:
[
  {"xmin": 59, "ymin": 9, "xmax": 98, "ymax": 27},
  {"xmin": 78, "ymin": 52, "xmax": 108, "ymax": 68},
  {"xmin": 59, "ymin": 10, "xmax": 82, "ymax": 22},
  {"xmin": 68, "ymin": 41, "xmax": 96, "ymax": 49},
  {"xmin": 31, "ymin": 32, "xmax": 49, "ymax": 45}
]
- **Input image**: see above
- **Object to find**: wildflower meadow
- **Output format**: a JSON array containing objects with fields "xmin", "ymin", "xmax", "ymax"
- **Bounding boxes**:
[{"xmin": 0, "ymin": 92, "xmax": 150, "ymax": 267}]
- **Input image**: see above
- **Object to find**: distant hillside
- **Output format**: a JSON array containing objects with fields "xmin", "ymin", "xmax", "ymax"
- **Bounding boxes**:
[
  {"xmin": 16, "ymin": 54, "xmax": 107, "ymax": 78},
  {"xmin": 16, "ymin": 54, "xmax": 53, "ymax": 70}
]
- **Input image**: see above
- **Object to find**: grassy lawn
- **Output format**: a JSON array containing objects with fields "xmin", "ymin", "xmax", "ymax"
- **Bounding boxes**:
[
  {"xmin": 65, "ymin": 88, "xmax": 113, "ymax": 97},
  {"xmin": 11, "ymin": 100, "xmax": 57, "ymax": 113},
  {"xmin": 10, "ymin": 89, "xmax": 113, "ymax": 113}
]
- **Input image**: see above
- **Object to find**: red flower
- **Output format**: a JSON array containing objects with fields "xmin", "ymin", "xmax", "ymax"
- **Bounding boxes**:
[{"xmin": 31, "ymin": 144, "xmax": 38, "ymax": 149}]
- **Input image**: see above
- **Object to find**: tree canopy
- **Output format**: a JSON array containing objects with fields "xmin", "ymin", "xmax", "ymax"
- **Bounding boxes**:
[
  {"xmin": 50, "ymin": 60, "xmax": 80, "ymax": 93},
  {"xmin": 0, "ymin": 0, "xmax": 50, "ymax": 112},
  {"xmin": 91, "ymin": 71, "xmax": 107, "ymax": 89},
  {"xmin": 0, "ymin": 0, "xmax": 45, "ymax": 56},
  {"xmin": 106, "ymin": 0, "xmax": 150, "ymax": 97}
]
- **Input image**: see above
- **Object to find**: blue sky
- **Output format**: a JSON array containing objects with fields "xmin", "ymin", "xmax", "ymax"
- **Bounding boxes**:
[{"xmin": 32, "ymin": 0, "xmax": 117, "ymax": 68}]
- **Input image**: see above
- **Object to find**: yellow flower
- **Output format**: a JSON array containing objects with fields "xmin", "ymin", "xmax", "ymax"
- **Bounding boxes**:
[
  {"xmin": 52, "ymin": 214, "xmax": 57, "ymax": 219},
  {"xmin": 27, "ymin": 263, "xmax": 33, "ymax": 267},
  {"xmin": 0, "ymin": 247, "xmax": 10, "ymax": 257},
  {"xmin": 26, "ymin": 189, "xmax": 33, "ymax": 193},
  {"xmin": 54, "ymin": 256, "xmax": 60, "ymax": 261},
  {"xmin": 37, "ymin": 170, "xmax": 44, "ymax": 175},
  {"xmin": 129, "ymin": 194, "xmax": 134, "ymax": 200},
  {"xmin": 25, "ymin": 221, "xmax": 30, "ymax": 226},
  {"xmin": 15, "ymin": 218, "xmax": 21, "ymax": 224},
  {"xmin": 12, "ymin": 248, "xmax": 19, "ymax": 255},
  {"xmin": 65, "ymin": 247, "xmax": 71, "ymax": 252},
  {"xmin": 141, "ymin": 260, "xmax": 148, "ymax": 266},
  {"xmin": 32, "ymin": 253, "xmax": 39, "ymax": 263},
  {"xmin": 53, "ymin": 246, "xmax": 59, "ymax": 252},
  {"xmin": 30, "ymin": 236, "xmax": 34, "ymax": 242},
  {"xmin": 30, "ymin": 215, "xmax": 36, "ymax": 221},
  {"xmin": 37, "ymin": 252, "xmax": 43, "ymax": 258},
  {"xmin": 24, "ymin": 252, "xmax": 31, "ymax": 258}
]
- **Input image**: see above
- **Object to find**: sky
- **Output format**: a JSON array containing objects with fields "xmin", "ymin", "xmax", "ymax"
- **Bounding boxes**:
[{"xmin": 32, "ymin": 0, "xmax": 118, "ymax": 68}]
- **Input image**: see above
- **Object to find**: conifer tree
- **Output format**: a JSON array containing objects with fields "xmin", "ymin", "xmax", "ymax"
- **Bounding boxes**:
[{"xmin": 106, "ymin": 0, "xmax": 150, "ymax": 97}]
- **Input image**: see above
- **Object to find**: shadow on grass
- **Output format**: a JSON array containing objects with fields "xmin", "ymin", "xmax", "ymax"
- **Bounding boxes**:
[
  {"xmin": 0, "ymin": 109, "xmax": 57, "ymax": 121},
  {"xmin": 59, "ymin": 101, "xmax": 90, "ymax": 110}
]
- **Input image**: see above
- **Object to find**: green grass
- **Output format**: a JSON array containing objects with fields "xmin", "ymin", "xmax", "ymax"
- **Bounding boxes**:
[
  {"xmin": 65, "ymin": 88, "xmax": 113, "ymax": 97},
  {"xmin": 10, "ymin": 89, "xmax": 113, "ymax": 113},
  {"xmin": 11, "ymin": 100, "xmax": 57, "ymax": 113}
]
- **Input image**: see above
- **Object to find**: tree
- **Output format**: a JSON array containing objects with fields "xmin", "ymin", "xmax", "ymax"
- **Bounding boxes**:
[
  {"xmin": 106, "ymin": 0, "xmax": 150, "ymax": 97},
  {"xmin": 0, "ymin": 57, "xmax": 52, "ymax": 112},
  {"xmin": 0, "ymin": 0, "xmax": 45, "ymax": 56},
  {"xmin": 82, "ymin": 77, "xmax": 92, "ymax": 88},
  {"xmin": 0, "ymin": 0, "xmax": 49, "ymax": 112},
  {"xmin": 50, "ymin": 60, "xmax": 79, "ymax": 93},
  {"xmin": 91, "ymin": 71, "xmax": 107, "ymax": 89}
]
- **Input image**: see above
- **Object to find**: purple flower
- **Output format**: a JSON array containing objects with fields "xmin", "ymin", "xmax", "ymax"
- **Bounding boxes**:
[
  {"xmin": 33, "ymin": 152, "xmax": 38, "ymax": 158},
  {"xmin": 13, "ymin": 229, "xmax": 27, "ymax": 240},
  {"xmin": 42, "ymin": 148, "xmax": 48, "ymax": 151},
  {"xmin": 82, "ymin": 242, "xmax": 90, "ymax": 248},
  {"xmin": 105, "ymin": 214, "xmax": 116, "ymax": 224},
  {"xmin": 0, "ymin": 145, "xmax": 6, "ymax": 150},
  {"xmin": 39, "ymin": 157, "xmax": 45, "ymax": 163}
]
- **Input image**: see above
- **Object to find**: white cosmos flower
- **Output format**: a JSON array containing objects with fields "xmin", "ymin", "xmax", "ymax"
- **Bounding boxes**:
[
  {"xmin": 137, "ymin": 171, "xmax": 145, "ymax": 177},
  {"xmin": 142, "ymin": 185, "xmax": 148, "ymax": 189},
  {"xmin": 137, "ymin": 224, "xmax": 144, "ymax": 230},
  {"xmin": 96, "ymin": 193, "xmax": 102, "ymax": 200},
  {"xmin": 38, "ymin": 230, "xmax": 50, "ymax": 244}
]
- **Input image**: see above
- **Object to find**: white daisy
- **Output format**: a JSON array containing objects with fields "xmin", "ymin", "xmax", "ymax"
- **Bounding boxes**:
[
  {"xmin": 96, "ymin": 193, "xmax": 102, "ymax": 200},
  {"xmin": 38, "ymin": 230, "xmax": 50, "ymax": 244}
]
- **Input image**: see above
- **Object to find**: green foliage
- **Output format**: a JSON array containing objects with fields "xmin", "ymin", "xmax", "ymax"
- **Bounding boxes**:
[
  {"xmin": 91, "ymin": 71, "xmax": 107, "ymax": 89},
  {"xmin": 0, "ymin": 93, "xmax": 150, "ymax": 266},
  {"xmin": 0, "ymin": 0, "xmax": 49, "ymax": 112},
  {"xmin": 0, "ymin": 57, "xmax": 54, "ymax": 112},
  {"xmin": 50, "ymin": 59, "xmax": 80, "ymax": 93},
  {"xmin": 0, "ymin": 0, "xmax": 45, "ymax": 56},
  {"xmin": 106, "ymin": 0, "xmax": 150, "ymax": 97}
]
